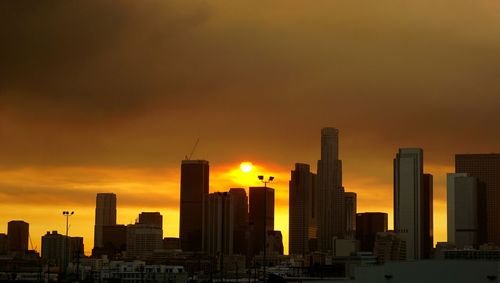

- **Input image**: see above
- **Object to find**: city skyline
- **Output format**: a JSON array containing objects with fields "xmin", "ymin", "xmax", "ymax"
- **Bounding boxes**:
[{"xmin": 2, "ymin": 0, "xmax": 500, "ymax": 258}]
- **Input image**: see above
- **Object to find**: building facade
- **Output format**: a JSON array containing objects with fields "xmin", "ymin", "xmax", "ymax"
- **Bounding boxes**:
[
  {"xmin": 345, "ymin": 192, "xmax": 357, "ymax": 239},
  {"xmin": 179, "ymin": 160, "xmax": 209, "ymax": 252},
  {"xmin": 229, "ymin": 188, "xmax": 248, "ymax": 256},
  {"xmin": 356, "ymin": 212, "xmax": 388, "ymax": 252},
  {"xmin": 205, "ymin": 192, "xmax": 233, "ymax": 256},
  {"xmin": 94, "ymin": 193, "xmax": 117, "ymax": 250},
  {"xmin": 317, "ymin": 127, "xmax": 345, "ymax": 252},
  {"xmin": 289, "ymin": 163, "xmax": 317, "ymax": 256},
  {"xmin": 249, "ymin": 186, "xmax": 274, "ymax": 258},
  {"xmin": 7, "ymin": 220, "xmax": 29, "ymax": 254}
]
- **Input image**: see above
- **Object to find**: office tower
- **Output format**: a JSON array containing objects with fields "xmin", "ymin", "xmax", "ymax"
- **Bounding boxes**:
[
  {"xmin": 94, "ymin": 193, "xmax": 117, "ymax": 250},
  {"xmin": 249, "ymin": 186, "xmax": 274, "ymax": 257},
  {"xmin": 7, "ymin": 220, "xmax": 29, "ymax": 254},
  {"xmin": 394, "ymin": 148, "xmax": 432, "ymax": 260},
  {"xmin": 447, "ymin": 173, "xmax": 479, "ymax": 248},
  {"xmin": 317, "ymin": 127, "xmax": 345, "ymax": 251},
  {"xmin": 266, "ymin": 231, "xmax": 284, "ymax": 256},
  {"xmin": 356, "ymin": 212, "xmax": 388, "ymax": 252},
  {"xmin": 163, "ymin": 237, "xmax": 180, "ymax": 250},
  {"xmin": 126, "ymin": 223, "xmax": 163, "ymax": 259},
  {"xmin": 422, "ymin": 173, "xmax": 434, "ymax": 259},
  {"xmin": 205, "ymin": 192, "xmax": 233, "ymax": 256},
  {"xmin": 373, "ymin": 231, "xmax": 406, "ymax": 264},
  {"xmin": 229, "ymin": 188, "xmax": 248, "ymax": 255},
  {"xmin": 93, "ymin": 224, "xmax": 127, "ymax": 258},
  {"xmin": 0, "ymin": 234, "xmax": 7, "ymax": 255},
  {"xmin": 179, "ymin": 160, "xmax": 209, "ymax": 252},
  {"xmin": 42, "ymin": 231, "xmax": 84, "ymax": 267},
  {"xmin": 139, "ymin": 212, "xmax": 163, "ymax": 229},
  {"xmin": 455, "ymin": 154, "xmax": 500, "ymax": 245},
  {"xmin": 289, "ymin": 163, "xmax": 317, "ymax": 256},
  {"xmin": 345, "ymin": 192, "xmax": 357, "ymax": 239}
]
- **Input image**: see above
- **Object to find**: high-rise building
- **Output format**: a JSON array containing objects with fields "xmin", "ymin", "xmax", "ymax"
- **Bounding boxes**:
[
  {"xmin": 394, "ymin": 148, "xmax": 432, "ymax": 260},
  {"xmin": 126, "ymin": 223, "xmax": 163, "ymax": 260},
  {"xmin": 249, "ymin": 186, "xmax": 274, "ymax": 257},
  {"xmin": 345, "ymin": 192, "xmax": 357, "ymax": 239},
  {"xmin": 41, "ymin": 231, "xmax": 84, "ymax": 267},
  {"xmin": 317, "ymin": 127, "xmax": 345, "ymax": 252},
  {"xmin": 163, "ymin": 237, "xmax": 180, "ymax": 250},
  {"xmin": 179, "ymin": 160, "xmax": 209, "ymax": 252},
  {"xmin": 289, "ymin": 163, "xmax": 317, "ymax": 256},
  {"xmin": 266, "ymin": 231, "xmax": 284, "ymax": 256},
  {"xmin": 356, "ymin": 212, "xmax": 388, "ymax": 252},
  {"xmin": 205, "ymin": 192, "xmax": 233, "ymax": 256},
  {"xmin": 93, "ymin": 224, "xmax": 127, "ymax": 258},
  {"xmin": 455, "ymin": 154, "xmax": 500, "ymax": 245},
  {"xmin": 139, "ymin": 212, "xmax": 163, "ymax": 229},
  {"xmin": 229, "ymin": 188, "xmax": 248, "ymax": 255},
  {"xmin": 94, "ymin": 193, "xmax": 117, "ymax": 250},
  {"xmin": 374, "ymin": 231, "xmax": 406, "ymax": 264},
  {"xmin": 7, "ymin": 220, "xmax": 29, "ymax": 254},
  {"xmin": 447, "ymin": 173, "xmax": 479, "ymax": 248},
  {"xmin": 422, "ymin": 173, "xmax": 434, "ymax": 259}
]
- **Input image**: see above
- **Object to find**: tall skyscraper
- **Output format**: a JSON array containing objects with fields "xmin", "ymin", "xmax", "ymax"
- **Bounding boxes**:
[
  {"xmin": 447, "ymin": 173, "xmax": 479, "ymax": 248},
  {"xmin": 205, "ymin": 192, "xmax": 233, "ymax": 256},
  {"xmin": 229, "ymin": 188, "xmax": 249, "ymax": 255},
  {"xmin": 356, "ymin": 212, "xmax": 388, "ymax": 252},
  {"xmin": 7, "ymin": 220, "xmax": 29, "ymax": 254},
  {"xmin": 422, "ymin": 173, "xmax": 434, "ymax": 259},
  {"xmin": 289, "ymin": 163, "xmax": 317, "ymax": 256},
  {"xmin": 317, "ymin": 127, "xmax": 345, "ymax": 251},
  {"xmin": 455, "ymin": 154, "xmax": 500, "ymax": 245},
  {"xmin": 394, "ymin": 148, "xmax": 432, "ymax": 260},
  {"xmin": 94, "ymin": 193, "xmax": 117, "ymax": 250},
  {"xmin": 41, "ymin": 231, "xmax": 84, "ymax": 267},
  {"xmin": 345, "ymin": 192, "xmax": 357, "ymax": 239},
  {"xmin": 139, "ymin": 212, "xmax": 163, "ymax": 229},
  {"xmin": 249, "ymin": 186, "xmax": 274, "ymax": 257},
  {"xmin": 179, "ymin": 160, "xmax": 209, "ymax": 252}
]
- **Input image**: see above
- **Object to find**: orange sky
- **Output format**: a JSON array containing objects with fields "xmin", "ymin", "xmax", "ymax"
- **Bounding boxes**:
[
  {"xmin": 1, "ymin": 0, "xmax": 499, "ymax": 256},
  {"xmin": 0, "ymin": 160, "xmax": 450, "ymax": 255}
]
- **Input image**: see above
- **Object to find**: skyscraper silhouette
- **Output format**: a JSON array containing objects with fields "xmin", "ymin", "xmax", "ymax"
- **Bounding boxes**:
[
  {"xmin": 249, "ymin": 186, "xmax": 274, "ymax": 258},
  {"xmin": 317, "ymin": 127, "xmax": 345, "ymax": 251},
  {"xmin": 393, "ymin": 148, "xmax": 433, "ymax": 260},
  {"xmin": 356, "ymin": 212, "xmax": 388, "ymax": 252},
  {"xmin": 7, "ymin": 220, "xmax": 29, "ymax": 254},
  {"xmin": 205, "ymin": 192, "xmax": 233, "ymax": 256},
  {"xmin": 229, "ymin": 188, "xmax": 249, "ymax": 255},
  {"xmin": 289, "ymin": 163, "xmax": 316, "ymax": 256},
  {"xmin": 179, "ymin": 160, "xmax": 209, "ymax": 252},
  {"xmin": 139, "ymin": 212, "xmax": 163, "ymax": 229},
  {"xmin": 345, "ymin": 192, "xmax": 357, "ymax": 239},
  {"xmin": 456, "ymin": 154, "xmax": 500, "ymax": 245},
  {"xmin": 94, "ymin": 193, "xmax": 117, "ymax": 250}
]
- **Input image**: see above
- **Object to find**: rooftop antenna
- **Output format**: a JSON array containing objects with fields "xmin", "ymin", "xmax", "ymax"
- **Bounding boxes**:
[{"xmin": 185, "ymin": 138, "xmax": 200, "ymax": 160}]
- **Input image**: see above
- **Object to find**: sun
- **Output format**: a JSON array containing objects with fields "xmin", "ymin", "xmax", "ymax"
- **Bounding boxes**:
[{"xmin": 240, "ymin": 162, "xmax": 253, "ymax": 173}]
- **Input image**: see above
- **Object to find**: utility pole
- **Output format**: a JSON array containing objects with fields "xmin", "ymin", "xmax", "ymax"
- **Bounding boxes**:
[{"xmin": 62, "ymin": 211, "xmax": 74, "ymax": 282}]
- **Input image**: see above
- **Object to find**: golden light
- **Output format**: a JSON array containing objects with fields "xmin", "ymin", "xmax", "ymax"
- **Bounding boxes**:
[{"xmin": 240, "ymin": 162, "xmax": 253, "ymax": 173}]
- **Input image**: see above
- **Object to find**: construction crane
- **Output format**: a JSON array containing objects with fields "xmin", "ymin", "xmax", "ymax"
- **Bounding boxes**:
[
  {"xmin": 29, "ymin": 234, "xmax": 37, "ymax": 252},
  {"xmin": 185, "ymin": 138, "xmax": 199, "ymax": 160}
]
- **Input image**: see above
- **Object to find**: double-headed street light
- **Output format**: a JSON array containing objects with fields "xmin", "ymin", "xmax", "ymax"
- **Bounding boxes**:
[
  {"xmin": 62, "ymin": 211, "xmax": 74, "ymax": 282},
  {"xmin": 258, "ymin": 175, "xmax": 274, "ymax": 283}
]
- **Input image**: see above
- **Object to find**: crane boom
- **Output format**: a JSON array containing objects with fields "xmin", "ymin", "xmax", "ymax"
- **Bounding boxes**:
[{"xmin": 185, "ymin": 138, "xmax": 200, "ymax": 160}]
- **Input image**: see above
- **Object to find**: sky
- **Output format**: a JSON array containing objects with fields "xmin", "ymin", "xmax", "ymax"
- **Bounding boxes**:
[{"xmin": 1, "ymin": 0, "xmax": 500, "ymax": 255}]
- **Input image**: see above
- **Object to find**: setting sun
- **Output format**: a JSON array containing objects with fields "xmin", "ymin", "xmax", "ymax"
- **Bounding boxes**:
[{"xmin": 240, "ymin": 162, "xmax": 253, "ymax": 173}]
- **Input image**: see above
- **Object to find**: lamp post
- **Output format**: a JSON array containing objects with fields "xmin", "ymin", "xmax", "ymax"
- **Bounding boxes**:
[
  {"xmin": 258, "ymin": 175, "xmax": 274, "ymax": 283},
  {"xmin": 62, "ymin": 211, "xmax": 74, "ymax": 282}
]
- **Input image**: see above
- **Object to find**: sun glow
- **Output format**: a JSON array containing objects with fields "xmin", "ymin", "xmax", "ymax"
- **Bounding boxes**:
[{"xmin": 240, "ymin": 162, "xmax": 253, "ymax": 173}]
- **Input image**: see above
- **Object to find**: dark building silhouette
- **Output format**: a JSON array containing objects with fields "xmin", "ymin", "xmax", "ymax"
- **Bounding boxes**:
[
  {"xmin": 229, "ymin": 188, "xmax": 248, "ymax": 255},
  {"xmin": 317, "ymin": 127, "xmax": 345, "ymax": 252},
  {"xmin": 356, "ymin": 212, "xmax": 388, "ymax": 252},
  {"xmin": 345, "ymin": 192, "xmax": 357, "ymax": 239},
  {"xmin": 41, "ymin": 231, "xmax": 84, "ymax": 267},
  {"xmin": 266, "ymin": 231, "xmax": 284, "ymax": 255},
  {"xmin": 163, "ymin": 237, "xmax": 180, "ymax": 250},
  {"xmin": 422, "ymin": 173, "xmax": 434, "ymax": 259},
  {"xmin": 139, "ymin": 212, "xmax": 163, "ymax": 229},
  {"xmin": 289, "ymin": 163, "xmax": 317, "ymax": 256},
  {"xmin": 249, "ymin": 186, "xmax": 274, "ymax": 257},
  {"xmin": 7, "ymin": 220, "xmax": 29, "ymax": 254},
  {"xmin": 205, "ymin": 192, "xmax": 232, "ymax": 256},
  {"xmin": 374, "ymin": 231, "xmax": 406, "ymax": 264},
  {"xmin": 456, "ymin": 154, "xmax": 500, "ymax": 245},
  {"xmin": 0, "ymin": 233, "xmax": 7, "ymax": 255},
  {"xmin": 394, "ymin": 148, "xmax": 433, "ymax": 260},
  {"xmin": 94, "ymin": 193, "xmax": 117, "ymax": 250},
  {"xmin": 127, "ymin": 222, "xmax": 163, "ymax": 260},
  {"xmin": 93, "ymin": 225, "xmax": 127, "ymax": 258},
  {"xmin": 179, "ymin": 160, "xmax": 209, "ymax": 252}
]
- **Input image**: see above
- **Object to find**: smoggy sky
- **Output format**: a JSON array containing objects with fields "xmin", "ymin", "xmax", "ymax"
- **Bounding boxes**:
[{"xmin": 1, "ymin": 0, "xmax": 500, "ymax": 254}]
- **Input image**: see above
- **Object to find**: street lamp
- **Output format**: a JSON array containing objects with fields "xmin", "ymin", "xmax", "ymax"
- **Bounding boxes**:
[
  {"xmin": 258, "ymin": 175, "xmax": 274, "ymax": 283},
  {"xmin": 62, "ymin": 211, "xmax": 74, "ymax": 282}
]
